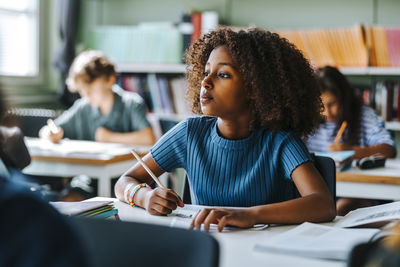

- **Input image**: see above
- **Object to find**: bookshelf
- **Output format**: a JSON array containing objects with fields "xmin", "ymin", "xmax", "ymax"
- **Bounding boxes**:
[
  {"xmin": 385, "ymin": 121, "xmax": 400, "ymax": 131},
  {"xmin": 340, "ymin": 67, "xmax": 400, "ymax": 76},
  {"xmin": 116, "ymin": 63, "xmax": 185, "ymax": 74}
]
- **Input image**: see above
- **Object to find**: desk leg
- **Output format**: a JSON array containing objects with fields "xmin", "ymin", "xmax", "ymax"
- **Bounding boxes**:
[{"xmin": 97, "ymin": 175, "xmax": 111, "ymax": 197}]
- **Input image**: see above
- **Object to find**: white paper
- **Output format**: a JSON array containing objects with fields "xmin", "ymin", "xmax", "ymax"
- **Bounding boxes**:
[
  {"xmin": 335, "ymin": 201, "xmax": 400, "ymax": 228},
  {"xmin": 25, "ymin": 137, "xmax": 149, "ymax": 159},
  {"xmin": 169, "ymin": 204, "xmax": 269, "ymax": 232},
  {"xmin": 254, "ymin": 222, "xmax": 379, "ymax": 261}
]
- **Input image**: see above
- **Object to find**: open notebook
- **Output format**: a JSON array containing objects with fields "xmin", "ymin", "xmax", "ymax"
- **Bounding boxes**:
[
  {"xmin": 168, "ymin": 204, "xmax": 269, "ymax": 232},
  {"xmin": 314, "ymin": 150, "xmax": 355, "ymax": 171}
]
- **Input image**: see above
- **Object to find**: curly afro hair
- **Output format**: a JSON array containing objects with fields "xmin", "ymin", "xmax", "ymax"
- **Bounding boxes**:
[{"xmin": 184, "ymin": 27, "xmax": 323, "ymax": 138}]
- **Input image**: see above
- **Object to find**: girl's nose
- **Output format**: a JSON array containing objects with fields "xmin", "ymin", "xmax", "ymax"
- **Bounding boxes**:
[{"xmin": 202, "ymin": 75, "xmax": 213, "ymax": 90}]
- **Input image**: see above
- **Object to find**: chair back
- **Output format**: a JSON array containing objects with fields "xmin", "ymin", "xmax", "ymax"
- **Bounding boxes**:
[
  {"xmin": 182, "ymin": 154, "xmax": 336, "ymax": 204},
  {"xmin": 312, "ymin": 155, "xmax": 336, "ymax": 202},
  {"xmin": 72, "ymin": 217, "xmax": 219, "ymax": 267}
]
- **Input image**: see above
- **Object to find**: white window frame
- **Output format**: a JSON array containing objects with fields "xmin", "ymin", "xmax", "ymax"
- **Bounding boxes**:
[{"xmin": 0, "ymin": 0, "xmax": 44, "ymax": 86}]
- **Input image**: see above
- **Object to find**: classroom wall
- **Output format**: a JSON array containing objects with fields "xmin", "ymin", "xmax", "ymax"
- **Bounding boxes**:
[
  {"xmin": 5, "ymin": 0, "xmax": 400, "ymax": 105},
  {"xmin": 80, "ymin": 0, "xmax": 400, "ymax": 32}
]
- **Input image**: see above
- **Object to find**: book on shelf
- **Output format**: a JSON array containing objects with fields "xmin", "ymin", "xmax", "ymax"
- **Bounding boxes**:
[
  {"xmin": 120, "ymin": 73, "xmax": 189, "ymax": 117},
  {"xmin": 191, "ymin": 12, "xmax": 202, "ymax": 44},
  {"xmin": 87, "ymin": 22, "xmax": 182, "ymax": 64},
  {"xmin": 278, "ymin": 25, "xmax": 400, "ymax": 68}
]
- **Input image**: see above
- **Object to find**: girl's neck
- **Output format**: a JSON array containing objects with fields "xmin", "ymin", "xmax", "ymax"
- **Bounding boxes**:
[
  {"xmin": 98, "ymin": 90, "xmax": 114, "ymax": 115},
  {"xmin": 217, "ymin": 116, "xmax": 252, "ymax": 140}
]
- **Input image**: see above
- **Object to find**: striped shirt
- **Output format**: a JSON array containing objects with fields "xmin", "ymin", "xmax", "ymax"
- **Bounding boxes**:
[
  {"xmin": 151, "ymin": 116, "xmax": 312, "ymax": 207},
  {"xmin": 306, "ymin": 106, "xmax": 395, "ymax": 153}
]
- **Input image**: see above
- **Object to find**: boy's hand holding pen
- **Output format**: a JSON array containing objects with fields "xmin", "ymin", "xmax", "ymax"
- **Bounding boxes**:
[
  {"xmin": 130, "ymin": 150, "xmax": 184, "ymax": 215},
  {"xmin": 43, "ymin": 119, "xmax": 64, "ymax": 143}
]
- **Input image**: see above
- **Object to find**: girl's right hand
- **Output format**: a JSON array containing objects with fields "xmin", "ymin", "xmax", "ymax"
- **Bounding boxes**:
[{"xmin": 143, "ymin": 187, "xmax": 184, "ymax": 215}]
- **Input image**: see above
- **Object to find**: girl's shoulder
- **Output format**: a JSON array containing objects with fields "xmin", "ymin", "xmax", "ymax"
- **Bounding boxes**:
[
  {"xmin": 361, "ymin": 105, "xmax": 381, "ymax": 120},
  {"xmin": 185, "ymin": 115, "xmax": 216, "ymax": 126}
]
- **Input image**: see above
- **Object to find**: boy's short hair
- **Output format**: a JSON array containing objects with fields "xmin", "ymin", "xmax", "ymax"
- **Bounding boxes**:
[{"xmin": 66, "ymin": 50, "xmax": 116, "ymax": 92}]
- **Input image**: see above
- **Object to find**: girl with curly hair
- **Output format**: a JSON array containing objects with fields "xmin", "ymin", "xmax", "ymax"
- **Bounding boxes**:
[
  {"xmin": 306, "ymin": 66, "xmax": 396, "ymax": 216},
  {"xmin": 115, "ymin": 27, "xmax": 336, "ymax": 231}
]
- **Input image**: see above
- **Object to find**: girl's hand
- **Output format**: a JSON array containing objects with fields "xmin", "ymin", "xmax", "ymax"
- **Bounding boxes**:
[
  {"xmin": 328, "ymin": 142, "xmax": 352, "ymax": 152},
  {"xmin": 143, "ymin": 187, "xmax": 184, "ymax": 215},
  {"xmin": 95, "ymin": 127, "xmax": 112, "ymax": 142},
  {"xmin": 191, "ymin": 208, "xmax": 256, "ymax": 232}
]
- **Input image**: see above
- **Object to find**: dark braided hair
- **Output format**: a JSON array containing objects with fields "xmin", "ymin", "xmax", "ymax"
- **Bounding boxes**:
[
  {"xmin": 316, "ymin": 66, "xmax": 362, "ymax": 146},
  {"xmin": 185, "ymin": 27, "xmax": 323, "ymax": 138}
]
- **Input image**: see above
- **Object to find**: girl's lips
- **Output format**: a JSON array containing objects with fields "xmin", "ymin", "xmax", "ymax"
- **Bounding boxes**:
[{"xmin": 200, "ymin": 95, "xmax": 213, "ymax": 104}]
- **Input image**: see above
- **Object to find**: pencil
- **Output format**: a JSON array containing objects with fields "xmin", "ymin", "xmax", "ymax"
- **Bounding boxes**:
[
  {"xmin": 47, "ymin": 119, "xmax": 59, "ymax": 134},
  {"xmin": 334, "ymin": 121, "xmax": 347, "ymax": 144},
  {"xmin": 131, "ymin": 150, "xmax": 166, "ymax": 189}
]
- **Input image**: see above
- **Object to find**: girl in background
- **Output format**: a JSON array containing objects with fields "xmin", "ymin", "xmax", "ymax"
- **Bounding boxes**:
[{"xmin": 306, "ymin": 66, "xmax": 396, "ymax": 216}]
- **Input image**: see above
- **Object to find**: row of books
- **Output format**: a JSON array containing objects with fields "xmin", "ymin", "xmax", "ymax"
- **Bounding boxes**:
[
  {"xmin": 356, "ymin": 81, "xmax": 400, "ymax": 122},
  {"xmin": 50, "ymin": 200, "xmax": 119, "ymax": 219},
  {"xmin": 277, "ymin": 25, "xmax": 400, "ymax": 67},
  {"xmin": 118, "ymin": 74, "xmax": 190, "ymax": 115},
  {"xmin": 87, "ymin": 22, "xmax": 183, "ymax": 64}
]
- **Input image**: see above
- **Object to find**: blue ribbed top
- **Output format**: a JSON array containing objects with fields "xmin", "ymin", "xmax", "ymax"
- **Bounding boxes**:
[{"xmin": 151, "ymin": 116, "xmax": 312, "ymax": 207}]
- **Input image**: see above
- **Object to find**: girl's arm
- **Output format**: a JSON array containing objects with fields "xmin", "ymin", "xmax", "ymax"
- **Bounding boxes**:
[
  {"xmin": 328, "ymin": 143, "xmax": 396, "ymax": 159},
  {"xmin": 114, "ymin": 153, "xmax": 183, "ymax": 215},
  {"xmin": 192, "ymin": 161, "xmax": 336, "ymax": 232},
  {"xmin": 95, "ymin": 126, "xmax": 156, "ymax": 146}
]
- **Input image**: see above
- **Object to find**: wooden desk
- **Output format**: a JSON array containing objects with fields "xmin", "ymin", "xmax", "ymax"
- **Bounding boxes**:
[
  {"xmin": 337, "ymin": 159, "xmax": 400, "ymax": 200},
  {"xmin": 23, "ymin": 138, "xmax": 149, "ymax": 197},
  {"xmin": 103, "ymin": 198, "xmax": 344, "ymax": 267}
]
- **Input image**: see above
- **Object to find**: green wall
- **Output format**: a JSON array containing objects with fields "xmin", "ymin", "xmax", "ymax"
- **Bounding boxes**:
[{"xmin": 5, "ymin": 0, "xmax": 400, "ymax": 108}]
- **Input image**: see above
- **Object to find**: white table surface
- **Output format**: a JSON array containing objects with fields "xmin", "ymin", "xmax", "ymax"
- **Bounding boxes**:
[
  {"xmin": 23, "ymin": 138, "xmax": 149, "ymax": 197},
  {"xmin": 99, "ymin": 198, "xmax": 346, "ymax": 267},
  {"xmin": 337, "ymin": 159, "xmax": 400, "ymax": 200}
]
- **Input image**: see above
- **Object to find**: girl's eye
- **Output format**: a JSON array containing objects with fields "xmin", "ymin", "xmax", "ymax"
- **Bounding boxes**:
[
  {"xmin": 218, "ymin": 73, "xmax": 231, "ymax": 78},
  {"xmin": 203, "ymin": 71, "xmax": 209, "ymax": 77}
]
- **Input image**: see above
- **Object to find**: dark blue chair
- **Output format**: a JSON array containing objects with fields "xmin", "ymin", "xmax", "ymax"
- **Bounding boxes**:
[{"xmin": 72, "ymin": 216, "xmax": 219, "ymax": 267}]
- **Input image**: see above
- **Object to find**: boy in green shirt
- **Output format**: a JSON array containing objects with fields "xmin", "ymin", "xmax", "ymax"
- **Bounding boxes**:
[{"xmin": 40, "ymin": 50, "xmax": 156, "ymax": 200}]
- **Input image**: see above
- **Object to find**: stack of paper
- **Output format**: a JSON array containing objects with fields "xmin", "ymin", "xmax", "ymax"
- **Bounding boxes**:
[
  {"xmin": 50, "ymin": 200, "xmax": 118, "ymax": 219},
  {"xmin": 254, "ymin": 201, "xmax": 400, "ymax": 261},
  {"xmin": 254, "ymin": 222, "xmax": 379, "ymax": 261}
]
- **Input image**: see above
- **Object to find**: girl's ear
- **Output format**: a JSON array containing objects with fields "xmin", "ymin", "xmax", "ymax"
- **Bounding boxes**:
[{"xmin": 107, "ymin": 75, "xmax": 116, "ymax": 86}]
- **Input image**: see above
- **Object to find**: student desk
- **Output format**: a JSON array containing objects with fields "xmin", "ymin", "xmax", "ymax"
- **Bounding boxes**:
[
  {"xmin": 336, "ymin": 159, "xmax": 400, "ymax": 200},
  {"xmin": 104, "ymin": 198, "xmax": 345, "ymax": 267},
  {"xmin": 23, "ymin": 138, "xmax": 149, "ymax": 197}
]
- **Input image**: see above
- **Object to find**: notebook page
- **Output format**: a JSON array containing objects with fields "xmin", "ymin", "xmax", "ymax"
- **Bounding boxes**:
[{"xmin": 169, "ymin": 204, "xmax": 269, "ymax": 232}]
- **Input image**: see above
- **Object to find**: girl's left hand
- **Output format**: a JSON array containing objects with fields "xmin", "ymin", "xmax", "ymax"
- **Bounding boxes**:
[
  {"xmin": 95, "ymin": 127, "xmax": 112, "ymax": 142},
  {"xmin": 190, "ymin": 208, "xmax": 256, "ymax": 232}
]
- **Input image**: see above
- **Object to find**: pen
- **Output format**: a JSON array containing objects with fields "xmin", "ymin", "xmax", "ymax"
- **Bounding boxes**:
[
  {"xmin": 47, "ymin": 119, "xmax": 59, "ymax": 134},
  {"xmin": 131, "ymin": 150, "xmax": 166, "ymax": 189},
  {"xmin": 334, "ymin": 121, "xmax": 347, "ymax": 144}
]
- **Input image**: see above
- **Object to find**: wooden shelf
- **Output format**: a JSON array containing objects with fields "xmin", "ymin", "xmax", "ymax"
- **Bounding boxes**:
[
  {"xmin": 116, "ymin": 63, "xmax": 185, "ymax": 74},
  {"xmin": 116, "ymin": 64, "xmax": 400, "ymax": 76},
  {"xmin": 340, "ymin": 67, "xmax": 400, "ymax": 76},
  {"xmin": 385, "ymin": 121, "xmax": 400, "ymax": 131}
]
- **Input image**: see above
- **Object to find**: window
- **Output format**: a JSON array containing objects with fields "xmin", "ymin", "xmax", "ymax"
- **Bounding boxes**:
[{"xmin": 0, "ymin": 0, "xmax": 39, "ymax": 77}]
